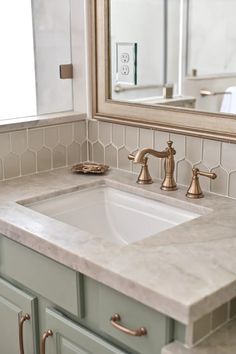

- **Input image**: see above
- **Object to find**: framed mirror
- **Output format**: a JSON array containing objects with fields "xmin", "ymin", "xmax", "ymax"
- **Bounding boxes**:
[{"xmin": 93, "ymin": 0, "xmax": 236, "ymax": 141}]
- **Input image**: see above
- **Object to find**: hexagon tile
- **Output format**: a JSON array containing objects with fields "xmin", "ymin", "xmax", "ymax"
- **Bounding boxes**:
[
  {"xmin": 37, "ymin": 147, "xmax": 51, "ymax": 172},
  {"xmin": 87, "ymin": 120, "xmax": 236, "ymax": 199},
  {"xmin": 2, "ymin": 118, "xmax": 236, "ymax": 200},
  {"xmin": 0, "ymin": 120, "xmax": 87, "ymax": 181},
  {"xmin": 4, "ymin": 153, "xmax": 20, "ymax": 179}
]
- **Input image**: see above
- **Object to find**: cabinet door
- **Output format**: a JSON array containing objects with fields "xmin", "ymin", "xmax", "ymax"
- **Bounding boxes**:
[
  {"xmin": 0, "ymin": 277, "xmax": 37, "ymax": 354},
  {"xmin": 44, "ymin": 308, "xmax": 127, "ymax": 354}
]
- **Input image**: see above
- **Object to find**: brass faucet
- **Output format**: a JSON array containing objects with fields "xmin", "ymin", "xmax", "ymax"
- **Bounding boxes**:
[{"xmin": 128, "ymin": 141, "xmax": 177, "ymax": 191}]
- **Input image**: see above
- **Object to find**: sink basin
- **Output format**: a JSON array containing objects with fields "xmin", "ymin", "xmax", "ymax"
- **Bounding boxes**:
[{"xmin": 26, "ymin": 186, "xmax": 200, "ymax": 245}]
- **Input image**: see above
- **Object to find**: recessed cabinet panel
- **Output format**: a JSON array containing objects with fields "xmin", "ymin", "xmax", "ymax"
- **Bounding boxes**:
[
  {"xmin": 61, "ymin": 338, "xmax": 87, "ymax": 354},
  {"xmin": 0, "ymin": 235, "xmax": 83, "ymax": 317},
  {"xmin": 0, "ymin": 278, "xmax": 37, "ymax": 354},
  {"xmin": 0, "ymin": 297, "xmax": 22, "ymax": 354},
  {"xmin": 45, "ymin": 308, "xmax": 127, "ymax": 354}
]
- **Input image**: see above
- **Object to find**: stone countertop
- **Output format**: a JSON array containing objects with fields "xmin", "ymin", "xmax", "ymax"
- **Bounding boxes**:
[
  {"xmin": 162, "ymin": 319, "xmax": 236, "ymax": 354},
  {"xmin": 0, "ymin": 167, "xmax": 236, "ymax": 325}
]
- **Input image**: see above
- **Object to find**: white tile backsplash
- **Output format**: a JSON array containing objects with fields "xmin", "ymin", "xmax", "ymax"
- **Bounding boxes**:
[
  {"xmin": 0, "ymin": 120, "xmax": 87, "ymax": 180},
  {"xmin": 88, "ymin": 119, "xmax": 236, "ymax": 199},
  {"xmin": 2, "ymin": 117, "xmax": 236, "ymax": 200}
]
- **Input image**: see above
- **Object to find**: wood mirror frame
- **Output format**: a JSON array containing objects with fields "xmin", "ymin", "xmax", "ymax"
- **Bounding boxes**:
[{"xmin": 92, "ymin": 0, "xmax": 236, "ymax": 142}]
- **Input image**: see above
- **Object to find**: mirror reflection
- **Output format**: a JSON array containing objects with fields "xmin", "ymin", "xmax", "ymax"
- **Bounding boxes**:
[{"xmin": 109, "ymin": 0, "xmax": 236, "ymax": 114}]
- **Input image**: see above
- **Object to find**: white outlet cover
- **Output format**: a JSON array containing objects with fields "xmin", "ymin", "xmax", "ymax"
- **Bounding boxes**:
[{"xmin": 116, "ymin": 42, "xmax": 137, "ymax": 85}]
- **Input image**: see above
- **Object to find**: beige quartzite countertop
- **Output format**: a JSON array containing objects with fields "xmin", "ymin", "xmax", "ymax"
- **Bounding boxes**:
[{"xmin": 0, "ymin": 167, "xmax": 236, "ymax": 326}]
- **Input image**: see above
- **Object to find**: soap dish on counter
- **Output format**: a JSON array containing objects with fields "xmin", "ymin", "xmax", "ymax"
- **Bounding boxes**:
[{"xmin": 71, "ymin": 162, "xmax": 109, "ymax": 175}]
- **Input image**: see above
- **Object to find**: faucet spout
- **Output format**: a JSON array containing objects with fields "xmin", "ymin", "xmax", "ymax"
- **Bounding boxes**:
[
  {"xmin": 133, "ymin": 148, "xmax": 169, "ymax": 163},
  {"xmin": 130, "ymin": 141, "xmax": 177, "ymax": 191}
]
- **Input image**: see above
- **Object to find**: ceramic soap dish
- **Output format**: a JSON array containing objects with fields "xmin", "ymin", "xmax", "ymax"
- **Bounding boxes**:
[{"xmin": 71, "ymin": 162, "xmax": 109, "ymax": 175}]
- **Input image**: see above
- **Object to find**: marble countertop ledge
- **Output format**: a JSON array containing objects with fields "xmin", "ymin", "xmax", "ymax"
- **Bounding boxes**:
[
  {"xmin": 0, "ymin": 167, "xmax": 236, "ymax": 325},
  {"xmin": 0, "ymin": 112, "xmax": 86, "ymax": 133},
  {"xmin": 162, "ymin": 319, "xmax": 236, "ymax": 354}
]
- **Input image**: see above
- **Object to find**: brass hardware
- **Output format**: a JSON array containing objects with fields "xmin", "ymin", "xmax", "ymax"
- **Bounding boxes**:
[
  {"xmin": 130, "ymin": 141, "xmax": 177, "ymax": 191},
  {"xmin": 114, "ymin": 83, "xmax": 163, "ymax": 93},
  {"xmin": 128, "ymin": 154, "xmax": 152, "ymax": 184},
  {"xmin": 161, "ymin": 141, "xmax": 177, "ymax": 191},
  {"xmin": 163, "ymin": 85, "xmax": 173, "ymax": 99},
  {"xmin": 186, "ymin": 168, "xmax": 217, "ymax": 199},
  {"xmin": 110, "ymin": 314, "xmax": 147, "ymax": 337},
  {"xmin": 59, "ymin": 64, "xmax": 73, "ymax": 79},
  {"xmin": 19, "ymin": 313, "xmax": 30, "ymax": 354},
  {"xmin": 192, "ymin": 69, "xmax": 197, "ymax": 77},
  {"xmin": 71, "ymin": 162, "xmax": 109, "ymax": 175},
  {"xmin": 200, "ymin": 89, "xmax": 231, "ymax": 97},
  {"xmin": 41, "ymin": 330, "xmax": 53, "ymax": 354}
]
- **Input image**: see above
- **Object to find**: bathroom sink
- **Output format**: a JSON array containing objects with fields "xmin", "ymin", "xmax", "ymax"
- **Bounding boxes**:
[{"xmin": 26, "ymin": 185, "xmax": 200, "ymax": 246}]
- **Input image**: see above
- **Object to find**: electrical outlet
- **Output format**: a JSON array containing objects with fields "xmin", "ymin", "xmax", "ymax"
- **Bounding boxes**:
[
  {"xmin": 120, "ymin": 53, "xmax": 130, "ymax": 63},
  {"xmin": 121, "ymin": 65, "xmax": 129, "ymax": 75},
  {"xmin": 116, "ymin": 42, "xmax": 137, "ymax": 85}
]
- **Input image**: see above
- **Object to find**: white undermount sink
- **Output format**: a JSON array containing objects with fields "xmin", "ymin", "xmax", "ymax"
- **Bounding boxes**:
[{"xmin": 26, "ymin": 185, "xmax": 200, "ymax": 246}]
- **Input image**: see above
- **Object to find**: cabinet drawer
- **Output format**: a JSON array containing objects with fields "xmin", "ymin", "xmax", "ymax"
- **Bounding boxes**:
[
  {"xmin": 98, "ymin": 284, "xmax": 173, "ymax": 354},
  {"xmin": 0, "ymin": 236, "xmax": 83, "ymax": 317},
  {"xmin": 45, "ymin": 308, "xmax": 127, "ymax": 354}
]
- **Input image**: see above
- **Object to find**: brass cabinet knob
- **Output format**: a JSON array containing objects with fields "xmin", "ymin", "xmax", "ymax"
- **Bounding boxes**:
[
  {"xmin": 186, "ymin": 168, "xmax": 217, "ymax": 199},
  {"xmin": 19, "ymin": 313, "xmax": 30, "ymax": 354}
]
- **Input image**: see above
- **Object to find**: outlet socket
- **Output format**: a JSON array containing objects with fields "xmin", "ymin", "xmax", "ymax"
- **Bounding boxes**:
[
  {"xmin": 121, "ymin": 53, "xmax": 130, "ymax": 63},
  {"xmin": 116, "ymin": 42, "xmax": 137, "ymax": 85},
  {"xmin": 121, "ymin": 65, "xmax": 129, "ymax": 75}
]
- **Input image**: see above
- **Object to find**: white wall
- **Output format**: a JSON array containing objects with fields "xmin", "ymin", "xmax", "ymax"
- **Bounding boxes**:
[
  {"xmin": 187, "ymin": 0, "xmax": 236, "ymax": 76},
  {"xmin": 109, "ymin": 0, "xmax": 182, "ymax": 102},
  {"xmin": 32, "ymin": 0, "xmax": 89, "ymax": 116},
  {"xmin": 181, "ymin": 0, "xmax": 236, "ymax": 113},
  {"xmin": 167, "ymin": 0, "xmax": 180, "ymax": 86},
  {"xmin": 110, "ymin": 0, "xmax": 165, "ymax": 101},
  {"xmin": 32, "ymin": 0, "xmax": 73, "ymax": 114}
]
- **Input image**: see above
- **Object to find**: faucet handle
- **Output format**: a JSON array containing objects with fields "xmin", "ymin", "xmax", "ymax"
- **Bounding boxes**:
[
  {"xmin": 166, "ymin": 141, "xmax": 176, "ymax": 155},
  {"xmin": 186, "ymin": 168, "xmax": 217, "ymax": 199},
  {"xmin": 128, "ymin": 154, "xmax": 135, "ymax": 161}
]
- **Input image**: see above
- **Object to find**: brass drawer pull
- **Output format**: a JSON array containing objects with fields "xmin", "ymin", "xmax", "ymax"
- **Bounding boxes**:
[
  {"xmin": 110, "ymin": 314, "xmax": 147, "ymax": 337},
  {"xmin": 41, "ymin": 329, "xmax": 53, "ymax": 354},
  {"xmin": 19, "ymin": 313, "xmax": 30, "ymax": 354}
]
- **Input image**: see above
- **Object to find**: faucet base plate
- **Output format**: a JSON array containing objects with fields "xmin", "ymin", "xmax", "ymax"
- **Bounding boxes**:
[
  {"xmin": 136, "ymin": 179, "xmax": 153, "ymax": 185},
  {"xmin": 160, "ymin": 185, "xmax": 178, "ymax": 191},
  {"xmin": 186, "ymin": 192, "xmax": 204, "ymax": 199}
]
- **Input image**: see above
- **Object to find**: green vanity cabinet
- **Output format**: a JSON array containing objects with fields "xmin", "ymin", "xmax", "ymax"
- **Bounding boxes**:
[
  {"xmin": 0, "ymin": 278, "xmax": 38, "ymax": 354},
  {"xmin": 0, "ymin": 234, "xmax": 177, "ymax": 354},
  {"xmin": 44, "ymin": 308, "xmax": 127, "ymax": 354}
]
